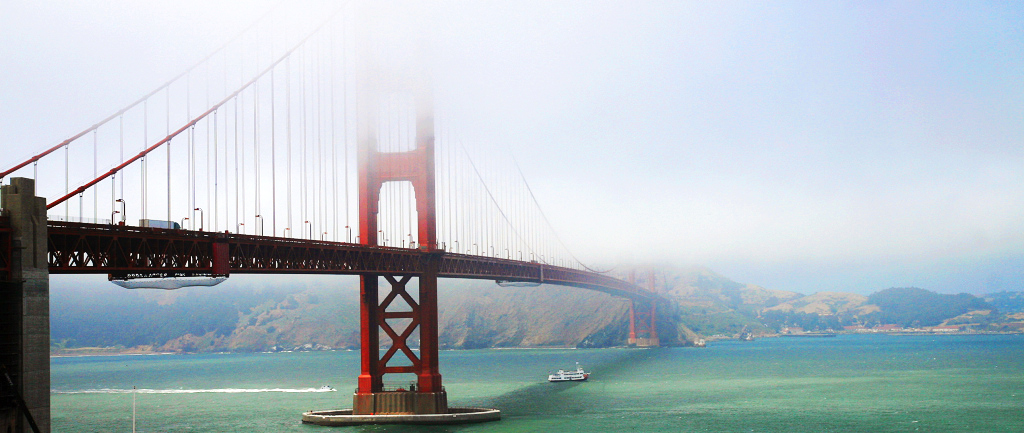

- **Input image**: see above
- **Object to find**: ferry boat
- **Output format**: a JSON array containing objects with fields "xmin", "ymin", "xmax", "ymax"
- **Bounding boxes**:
[{"xmin": 547, "ymin": 362, "xmax": 590, "ymax": 382}]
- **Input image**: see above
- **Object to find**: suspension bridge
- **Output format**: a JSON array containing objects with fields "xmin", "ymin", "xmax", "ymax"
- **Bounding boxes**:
[{"xmin": 0, "ymin": 3, "xmax": 663, "ymax": 429}]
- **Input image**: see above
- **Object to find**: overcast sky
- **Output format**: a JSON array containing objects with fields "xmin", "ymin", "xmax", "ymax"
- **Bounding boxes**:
[{"xmin": 2, "ymin": 1, "xmax": 1022, "ymax": 295}]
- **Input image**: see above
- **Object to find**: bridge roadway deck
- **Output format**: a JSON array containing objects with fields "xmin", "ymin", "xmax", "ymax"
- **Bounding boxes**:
[{"xmin": 9, "ymin": 221, "xmax": 657, "ymax": 301}]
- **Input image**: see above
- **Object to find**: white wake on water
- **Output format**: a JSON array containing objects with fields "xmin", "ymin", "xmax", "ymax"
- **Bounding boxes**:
[{"xmin": 53, "ymin": 387, "xmax": 338, "ymax": 394}]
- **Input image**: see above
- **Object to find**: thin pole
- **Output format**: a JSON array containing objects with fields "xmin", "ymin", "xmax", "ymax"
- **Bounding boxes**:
[
  {"xmin": 93, "ymin": 130, "xmax": 97, "ymax": 222},
  {"xmin": 119, "ymin": 115, "xmax": 124, "ymax": 199},
  {"xmin": 167, "ymin": 88, "xmax": 171, "ymax": 225},
  {"xmin": 64, "ymin": 144, "xmax": 69, "ymax": 219},
  {"xmin": 342, "ymin": 15, "xmax": 349, "ymax": 239},
  {"xmin": 214, "ymin": 109, "xmax": 219, "ymax": 232},
  {"xmin": 331, "ymin": 22, "xmax": 337, "ymax": 242},
  {"xmin": 143, "ymin": 100, "xmax": 148, "ymax": 222},
  {"xmin": 271, "ymin": 67, "xmax": 277, "ymax": 236},
  {"xmin": 287, "ymin": 56, "xmax": 292, "ymax": 235}
]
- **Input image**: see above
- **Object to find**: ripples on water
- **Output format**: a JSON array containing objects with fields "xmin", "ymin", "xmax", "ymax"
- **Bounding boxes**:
[{"xmin": 51, "ymin": 334, "xmax": 1024, "ymax": 432}]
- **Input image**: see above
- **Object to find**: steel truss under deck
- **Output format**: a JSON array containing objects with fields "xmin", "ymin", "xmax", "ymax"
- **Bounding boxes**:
[{"xmin": 38, "ymin": 221, "xmax": 655, "ymax": 301}]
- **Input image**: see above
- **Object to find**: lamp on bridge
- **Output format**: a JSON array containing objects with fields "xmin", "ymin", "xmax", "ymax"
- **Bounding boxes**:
[
  {"xmin": 194, "ymin": 208, "xmax": 203, "ymax": 231},
  {"xmin": 255, "ymin": 215, "xmax": 264, "ymax": 236},
  {"xmin": 115, "ymin": 198, "xmax": 125, "ymax": 225}
]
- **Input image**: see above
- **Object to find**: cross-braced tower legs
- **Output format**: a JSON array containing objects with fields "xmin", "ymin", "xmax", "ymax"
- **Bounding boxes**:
[
  {"xmin": 628, "ymin": 270, "xmax": 660, "ymax": 347},
  {"xmin": 353, "ymin": 94, "xmax": 446, "ymax": 415}
]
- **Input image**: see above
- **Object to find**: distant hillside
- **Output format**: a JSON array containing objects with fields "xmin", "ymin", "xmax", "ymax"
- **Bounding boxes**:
[
  {"xmin": 51, "ymin": 276, "xmax": 681, "ymax": 353},
  {"xmin": 863, "ymin": 287, "xmax": 994, "ymax": 327},
  {"xmin": 764, "ymin": 291, "xmax": 878, "ymax": 316},
  {"xmin": 655, "ymin": 266, "xmax": 798, "ymax": 336},
  {"xmin": 984, "ymin": 291, "xmax": 1024, "ymax": 313},
  {"xmin": 661, "ymin": 266, "xmax": 802, "ymax": 312},
  {"xmin": 50, "ymin": 271, "xmax": 1023, "ymax": 354}
]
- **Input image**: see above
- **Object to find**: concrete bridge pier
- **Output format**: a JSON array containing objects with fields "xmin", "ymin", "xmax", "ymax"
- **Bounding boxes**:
[{"xmin": 0, "ymin": 177, "xmax": 51, "ymax": 433}]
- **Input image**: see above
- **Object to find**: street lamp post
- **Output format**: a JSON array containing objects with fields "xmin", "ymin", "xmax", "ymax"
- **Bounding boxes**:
[
  {"xmin": 194, "ymin": 208, "xmax": 204, "ymax": 231},
  {"xmin": 115, "ymin": 199, "xmax": 126, "ymax": 225}
]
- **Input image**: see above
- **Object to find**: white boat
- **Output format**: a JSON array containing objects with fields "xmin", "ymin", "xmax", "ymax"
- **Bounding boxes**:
[
  {"xmin": 318, "ymin": 385, "xmax": 336, "ymax": 392},
  {"xmin": 547, "ymin": 362, "xmax": 590, "ymax": 382}
]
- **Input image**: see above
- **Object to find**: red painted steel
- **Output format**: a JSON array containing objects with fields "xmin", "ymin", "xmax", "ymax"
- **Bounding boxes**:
[
  {"xmin": 355, "ymin": 95, "xmax": 442, "ymax": 395},
  {"xmin": 628, "ymin": 270, "xmax": 659, "ymax": 345},
  {"xmin": 44, "ymin": 222, "xmax": 658, "ymax": 299}
]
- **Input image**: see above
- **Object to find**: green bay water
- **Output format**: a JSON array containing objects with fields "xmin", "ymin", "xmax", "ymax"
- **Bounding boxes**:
[{"xmin": 52, "ymin": 334, "xmax": 1024, "ymax": 432}]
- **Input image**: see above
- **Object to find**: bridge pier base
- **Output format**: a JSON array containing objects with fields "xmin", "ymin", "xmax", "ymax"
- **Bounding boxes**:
[
  {"xmin": 0, "ymin": 178, "xmax": 51, "ymax": 433},
  {"xmin": 353, "ymin": 390, "xmax": 447, "ymax": 415}
]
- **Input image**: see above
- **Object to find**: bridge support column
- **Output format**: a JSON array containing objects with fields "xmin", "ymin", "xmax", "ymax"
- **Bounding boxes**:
[
  {"xmin": 0, "ymin": 177, "xmax": 51, "ymax": 433},
  {"xmin": 627, "ymin": 270, "xmax": 659, "ymax": 347},
  {"xmin": 353, "ymin": 90, "xmax": 449, "ymax": 415},
  {"xmin": 353, "ymin": 258, "xmax": 446, "ymax": 415}
]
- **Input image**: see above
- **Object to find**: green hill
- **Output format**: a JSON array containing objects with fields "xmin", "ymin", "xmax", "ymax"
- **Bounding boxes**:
[{"xmin": 865, "ymin": 287, "xmax": 994, "ymax": 327}]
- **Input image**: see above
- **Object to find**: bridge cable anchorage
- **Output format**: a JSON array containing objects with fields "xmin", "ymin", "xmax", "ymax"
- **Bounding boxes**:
[
  {"xmin": 0, "ymin": 1, "xmax": 292, "ymax": 181},
  {"xmin": 44, "ymin": 5, "xmax": 347, "ymax": 211},
  {"xmin": 510, "ymin": 155, "xmax": 613, "ymax": 274}
]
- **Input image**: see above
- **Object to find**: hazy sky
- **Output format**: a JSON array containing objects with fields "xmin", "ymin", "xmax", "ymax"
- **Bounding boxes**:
[{"xmin": 2, "ymin": 1, "xmax": 1022, "ymax": 295}]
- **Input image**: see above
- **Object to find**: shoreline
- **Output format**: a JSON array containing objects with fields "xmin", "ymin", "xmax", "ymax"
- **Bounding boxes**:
[{"xmin": 50, "ymin": 332, "xmax": 1023, "ymax": 357}]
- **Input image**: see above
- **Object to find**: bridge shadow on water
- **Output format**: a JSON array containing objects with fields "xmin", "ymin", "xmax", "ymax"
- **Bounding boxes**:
[
  {"xmin": 486, "ymin": 348, "xmax": 657, "ymax": 418},
  {"xmin": 330, "ymin": 348, "xmax": 660, "ymax": 433}
]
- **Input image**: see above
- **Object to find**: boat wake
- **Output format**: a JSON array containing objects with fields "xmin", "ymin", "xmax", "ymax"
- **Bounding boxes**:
[{"xmin": 54, "ymin": 387, "xmax": 338, "ymax": 394}]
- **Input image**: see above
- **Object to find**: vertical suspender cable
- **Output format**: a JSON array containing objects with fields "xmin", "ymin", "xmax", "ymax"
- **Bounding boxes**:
[
  {"xmin": 64, "ymin": 143, "xmax": 69, "ymax": 219},
  {"xmin": 240, "ymin": 81, "xmax": 246, "ymax": 232},
  {"xmin": 301, "ymin": 47, "xmax": 307, "ymax": 237},
  {"xmin": 187, "ymin": 72, "xmax": 193, "ymax": 228},
  {"xmin": 234, "ymin": 96, "xmax": 240, "ymax": 231},
  {"xmin": 271, "ymin": 67, "xmax": 277, "ymax": 236},
  {"xmin": 287, "ymin": 56, "xmax": 292, "ymax": 236},
  {"xmin": 119, "ymin": 115, "xmax": 124, "ymax": 200},
  {"xmin": 255, "ymin": 31, "xmax": 261, "ymax": 229},
  {"xmin": 167, "ymin": 89, "xmax": 172, "ymax": 225},
  {"xmin": 330, "ymin": 22, "xmax": 337, "ymax": 242},
  {"xmin": 315, "ymin": 34, "xmax": 322, "ymax": 239},
  {"xmin": 213, "ymin": 109, "xmax": 218, "ymax": 232},
  {"xmin": 205, "ymin": 63, "xmax": 210, "ymax": 231},
  {"xmin": 93, "ymin": 131, "xmax": 97, "ymax": 222},
  {"xmin": 143, "ymin": 100, "xmax": 148, "ymax": 222},
  {"xmin": 342, "ymin": 16, "xmax": 349, "ymax": 240}
]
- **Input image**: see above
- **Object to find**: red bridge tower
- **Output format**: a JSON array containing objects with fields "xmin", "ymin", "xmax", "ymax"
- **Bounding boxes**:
[
  {"xmin": 353, "ymin": 94, "xmax": 446, "ymax": 415},
  {"xmin": 628, "ymin": 270, "xmax": 660, "ymax": 347}
]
